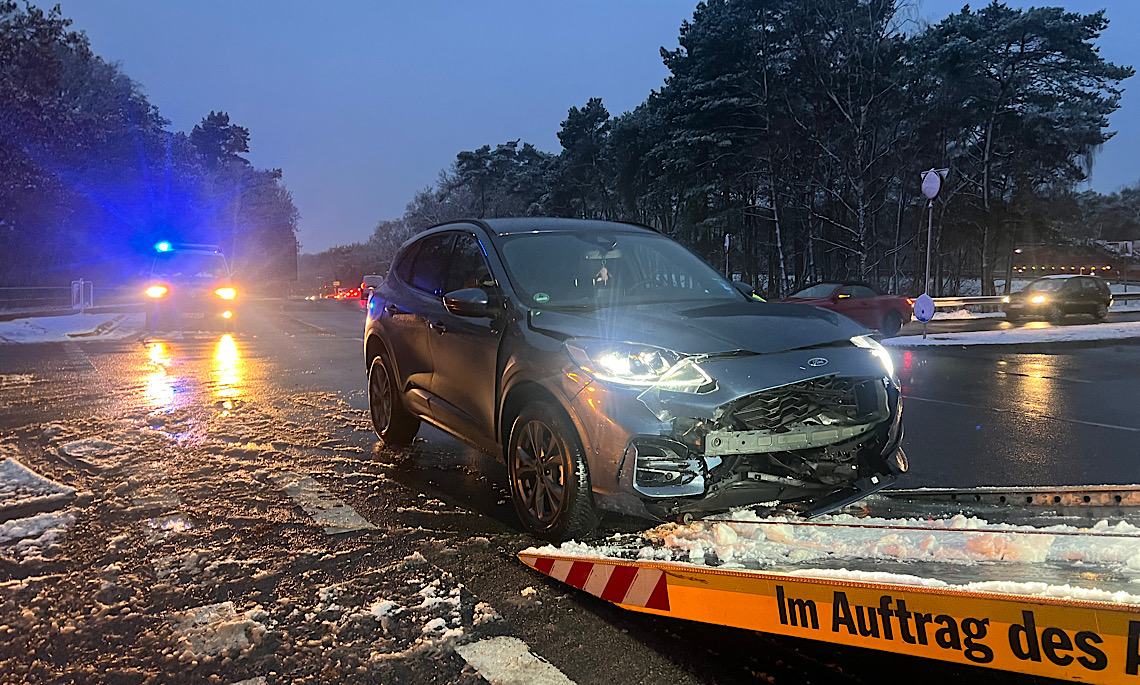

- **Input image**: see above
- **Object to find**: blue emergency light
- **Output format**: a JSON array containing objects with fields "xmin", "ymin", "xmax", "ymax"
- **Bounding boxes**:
[{"xmin": 155, "ymin": 241, "xmax": 172, "ymax": 252}]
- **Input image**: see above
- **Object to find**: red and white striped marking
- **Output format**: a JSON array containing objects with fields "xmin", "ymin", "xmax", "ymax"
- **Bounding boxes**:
[{"xmin": 520, "ymin": 555, "xmax": 670, "ymax": 611}]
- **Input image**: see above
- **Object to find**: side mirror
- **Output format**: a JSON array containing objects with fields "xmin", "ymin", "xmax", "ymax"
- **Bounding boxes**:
[
  {"xmin": 732, "ymin": 281, "xmax": 755, "ymax": 298},
  {"xmin": 443, "ymin": 288, "xmax": 493, "ymax": 318}
]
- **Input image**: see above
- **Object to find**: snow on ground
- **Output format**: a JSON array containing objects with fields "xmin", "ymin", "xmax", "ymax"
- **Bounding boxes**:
[
  {"xmin": 933, "ymin": 301, "xmax": 1140, "ymax": 320},
  {"xmin": 0, "ymin": 312, "xmax": 144, "ymax": 343},
  {"xmin": 886, "ymin": 319, "xmax": 1140, "ymax": 346},
  {"xmin": 0, "ymin": 510, "xmax": 76, "ymax": 562},
  {"xmin": 171, "ymin": 601, "xmax": 269, "ymax": 659},
  {"xmin": 0, "ymin": 457, "xmax": 75, "ymax": 511},
  {"xmin": 527, "ymin": 509, "xmax": 1140, "ymax": 605}
]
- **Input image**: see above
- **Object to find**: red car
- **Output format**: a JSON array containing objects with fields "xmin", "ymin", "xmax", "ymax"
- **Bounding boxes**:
[{"xmin": 777, "ymin": 282, "xmax": 913, "ymax": 336}]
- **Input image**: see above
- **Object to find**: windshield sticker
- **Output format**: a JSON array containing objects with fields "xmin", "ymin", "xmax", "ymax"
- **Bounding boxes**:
[{"xmin": 533, "ymin": 292, "xmax": 550, "ymax": 304}]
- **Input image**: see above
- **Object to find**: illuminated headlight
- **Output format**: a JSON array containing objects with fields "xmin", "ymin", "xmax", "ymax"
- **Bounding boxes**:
[
  {"xmin": 1030, "ymin": 294, "xmax": 1046, "ymax": 304},
  {"xmin": 1002, "ymin": 296, "xmax": 1010, "ymax": 303},
  {"xmin": 145, "ymin": 285, "xmax": 167, "ymax": 298},
  {"xmin": 565, "ymin": 340, "xmax": 712, "ymax": 392},
  {"xmin": 851, "ymin": 335, "xmax": 895, "ymax": 378},
  {"xmin": 215, "ymin": 287, "xmax": 236, "ymax": 300}
]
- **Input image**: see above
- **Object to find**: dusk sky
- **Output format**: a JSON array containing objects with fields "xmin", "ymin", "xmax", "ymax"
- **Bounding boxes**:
[{"xmin": 58, "ymin": 0, "xmax": 1140, "ymax": 253}]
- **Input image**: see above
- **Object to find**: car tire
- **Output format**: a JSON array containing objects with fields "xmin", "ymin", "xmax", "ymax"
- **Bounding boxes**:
[
  {"xmin": 1046, "ymin": 306, "xmax": 1065, "ymax": 324},
  {"xmin": 880, "ymin": 310, "xmax": 902, "ymax": 337},
  {"xmin": 1094, "ymin": 303, "xmax": 1109, "ymax": 320},
  {"xmin": 1005, "ymin": 313, "xmax": 1020, "ymax": 324},
  {"xmin": 368, "ymin": 355, "xmax": 420, "ymax": 446},
  {"xmin": 507, "ymin": 402, "xmax": 598, "ymax": 542}
]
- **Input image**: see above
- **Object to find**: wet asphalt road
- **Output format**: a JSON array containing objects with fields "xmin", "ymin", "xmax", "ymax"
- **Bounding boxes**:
[{"xmin": 2, "ymin": 298, "xmax": 1137, "ymax": 684}]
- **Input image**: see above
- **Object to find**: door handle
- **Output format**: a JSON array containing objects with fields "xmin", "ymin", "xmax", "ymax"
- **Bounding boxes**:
[
  {"xmin": 429, "ymin": 321, "xmax": 447, "ymax": 333},
  {"xmin": 384, "ymin": 304, "xmax": 403, "ymax": 315}
]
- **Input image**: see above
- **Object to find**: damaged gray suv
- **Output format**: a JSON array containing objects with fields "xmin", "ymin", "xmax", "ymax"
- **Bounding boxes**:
[{"xmin": 364, "ymin": 218, "xmax": 906, "ymax": 541}]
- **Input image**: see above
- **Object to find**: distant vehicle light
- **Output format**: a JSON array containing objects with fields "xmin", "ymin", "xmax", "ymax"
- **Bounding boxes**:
[
  {"xmin": 155, "ymin": 241, "xmax": 171, "ymax": 252},
  {"xmin": 146, "ymin": 285, "xmax": 168, "ymax": 298},
  {"xmin": 906, "ymin": 298, "xmax": 914, "ymax": 306},
  {"xmin": 215, "ymin": 287, "xmax": 236, "ymax": 300},
  {"xmin": 1002, "ymin": 296, "xmax": 1010, "ymax": 303},
  {"xmin": 1030, "ymin": 294, "xmax": 1046, "ymax": 304},
  {"xmin": 222, "ymin": 310, "xmax": 233, "ymax": 319}
]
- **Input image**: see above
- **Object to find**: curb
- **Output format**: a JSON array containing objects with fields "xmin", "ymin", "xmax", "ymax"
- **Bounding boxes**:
[{"xmin": 886, "ymin": 335, "xmax": 1140, "ymax": 352}]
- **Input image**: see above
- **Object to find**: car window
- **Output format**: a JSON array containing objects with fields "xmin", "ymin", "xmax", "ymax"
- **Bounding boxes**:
[
  {"xmin": 496, "ymin": 230, "xmax": 740, "ymax": 308},
  {"xmin": 1027, "ymin": 279, "xmax": 1065, "ymax": 292},
  {"xmin": 409, "ymin": 232, "xmax": 455, "ymax": 296},
  {"xmin": 1080, "ymin": 278, "xmax": 1100, "ymax": 292},
  {"xmin": 445, "ymin": 233, "xmax": 494, "ymax": 294},
  {"xmin": 151, "ymin": 253, "xmax": 229, "ymax": 279},
  {"xmin": 393, "ymin": 242, "xmax": 419, "ymax": 284},
  {"xmin": 1063, "ymin": 278, "xmax": 1082, "ymax": 291},
  {"xmin": 789, "ymin": 284, "xmax": 838, "ymax": 299},
  {"xmin": 838, "ymin": 285, "xmax": 877, "ymax": 299}
]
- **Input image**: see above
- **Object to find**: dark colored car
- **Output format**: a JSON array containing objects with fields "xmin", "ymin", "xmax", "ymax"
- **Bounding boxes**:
[
  {"xmin": 776, "ymin": 283, "xmax": 913, "ymax": 336},
  {"xmin": 144, "ymin": 246, "xmax": 237, "ymax": 331},
  {"xmin": 364, "ymin": 218, "xmax": 906, "ymax": 541},
  {"xmin": 360, "ymin": 275, "xmax": 384, "ymax": 307},
  {"xmin": 1003, "ymin": 275, "xmax": 1113, "ymax": 323}
]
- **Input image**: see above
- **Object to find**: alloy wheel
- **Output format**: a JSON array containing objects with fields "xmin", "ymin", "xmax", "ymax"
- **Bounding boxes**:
[
  {"xmin": 368, "ymin": 358, "xmax": 393, "ymax": 435},
  {"xmin": 512, "ymin": 420, "xmax": 566, "ymax": 525}
]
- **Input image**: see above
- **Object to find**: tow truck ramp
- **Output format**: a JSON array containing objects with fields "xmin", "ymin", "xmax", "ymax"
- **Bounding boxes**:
[{"xmin": 521, "ymin": 486, "xmax": 1140, "ymax": 684}]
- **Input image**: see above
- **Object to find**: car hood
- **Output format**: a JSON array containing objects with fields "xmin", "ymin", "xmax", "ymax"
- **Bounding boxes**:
[{"xmin": 528, "ymin": 301, "xmax": 868, "ymax": 355}]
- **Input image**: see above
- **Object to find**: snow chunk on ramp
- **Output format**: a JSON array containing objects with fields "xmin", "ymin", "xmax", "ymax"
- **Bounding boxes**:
[{"xmin": 266, "ymin": 471, "xmax": 375, "ymax": 534}]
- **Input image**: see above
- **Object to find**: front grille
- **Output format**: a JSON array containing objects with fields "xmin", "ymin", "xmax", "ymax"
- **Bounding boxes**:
[{"xmin": 728, "ymin": 376, "xmax": 882, "ymax": 432}]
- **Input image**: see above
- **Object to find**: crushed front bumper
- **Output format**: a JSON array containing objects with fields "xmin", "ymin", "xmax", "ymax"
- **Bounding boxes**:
[{"xmin": 570, "ymin": 344, "xmax": 906, "ymax": 520}]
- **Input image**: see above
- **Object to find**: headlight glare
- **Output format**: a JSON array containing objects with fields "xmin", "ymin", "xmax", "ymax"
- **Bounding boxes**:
[
  {"xmin": 1002, "ymin": 296, "xmax": 1010, "ymax": 303},
  {"xmin": 566, "ymin": 340, "xmax": 712, "ymax": 392},
  {"xmin": 1030, "ymin": 294, "xmax": 1046, "ymax": 304},
  {"xmin": 851, "ymin": 335, "xmax": 895, "ymax": 378},
  {"xmin": 145, "ymin": 285, "xmax": 167, "ymax": 298},
  {"xmin": 215, "ymin": 287, "xmax": 236, "ymax": 300}
]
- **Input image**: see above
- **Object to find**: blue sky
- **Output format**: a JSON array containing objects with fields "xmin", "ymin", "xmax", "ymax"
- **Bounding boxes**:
[{"xmin": 57, "ymin": 1, "xmax": 1140, "ymax": 252}]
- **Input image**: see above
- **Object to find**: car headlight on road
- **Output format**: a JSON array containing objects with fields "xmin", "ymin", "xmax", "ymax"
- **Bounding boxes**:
[
  {"xmin": 145, "ymin": 285, "xmax": 167, "ymax": 298},
  {"xmin": 565, "ymin": 340, "xmax": 712, "ymax": 392},
  {"xmin": 1030, "ymin": 294, "xmax": 1046, "ymax": 304},
  {"xmin": 215, "ymin": 287, "xmax": 236, "ymax": 300},
  {"xmin": 1002, "ymin": 296, "xmax": 1010, "ymax": 303},
  {"xmin": 851, "ymin": 335, "xmax": 895, "ymax": 378}
]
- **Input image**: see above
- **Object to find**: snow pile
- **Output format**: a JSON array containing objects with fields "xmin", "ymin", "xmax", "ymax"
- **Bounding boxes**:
[
  {"xmin": 932, "ymin": 308, "xmax": 1003, "ymax": 320},
  {"xmin": 0, "ymin": 312, "xmax": 144, "ymax": 344},
  {"xmin": 0, "ymin": 510, "xmax": 75, "ymax": 562},
  {"xmin": 171, "ymin": 601, "xmax": 269, "ymax": 659},
  {"xmin": 886, "ymin": 320, "xmax": 1140, "ymax": 347},
  {"xmin": 528, "ymin": 509, "xmax": 1140, "ymax": 604},
  {"xmin": 0, "ymin": 458, "xmax": 75, "ymax": 514},
  {"xmin": 57, "ymin": 438, "xmax": 131, "ymax": 468}
]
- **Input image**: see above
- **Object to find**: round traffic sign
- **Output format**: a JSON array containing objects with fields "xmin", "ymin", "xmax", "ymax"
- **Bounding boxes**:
[{"xmin": 913, "ymin": 293, "xmax": 935, "ymax": 323}]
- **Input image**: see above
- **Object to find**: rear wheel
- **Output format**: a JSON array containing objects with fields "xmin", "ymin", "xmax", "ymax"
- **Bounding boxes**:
[
  {"xmin": 508, "ymin": 402, "xmax": 598, "ymax": 541},
  {"xmin": 879, "ymin": 310, "xmax": 903, "ymax": 337},
  {"xmin": 368, "ymin": 356, "xmax": 420, "ymax": 446}
]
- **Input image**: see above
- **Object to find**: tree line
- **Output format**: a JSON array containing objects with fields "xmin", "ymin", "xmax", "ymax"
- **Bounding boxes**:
[
  {"xmin": 313, "ymin": 0, "xmax": 1133, "ymax": 297},
  {"xmin": 0, "ymin": 1, "xmax": 299, "ymax": 287}
]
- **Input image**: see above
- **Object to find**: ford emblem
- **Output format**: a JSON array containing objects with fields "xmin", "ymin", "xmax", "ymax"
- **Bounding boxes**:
[{"xmin": 807, "ymin": 357, "xmax": 829, "ymax": 367}]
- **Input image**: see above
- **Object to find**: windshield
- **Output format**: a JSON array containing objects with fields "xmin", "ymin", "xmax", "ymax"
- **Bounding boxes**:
[
  {"xmin": 495, "ymin": 230, "xmax": 741, "ymax": 308},
  {"xmin": 151, "ymin": 253, "xmax": 229, "ymax": 279},
  {"xmin": 1025, "ymin": 279, "xmax": 1067, "ymax": 292},
  {"xmin": 789, "ymin": 284, "xmax": 839, "ymax": 299}
]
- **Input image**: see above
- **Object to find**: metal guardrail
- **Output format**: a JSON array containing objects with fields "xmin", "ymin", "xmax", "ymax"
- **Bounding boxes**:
[{"xmin": 933, "ymin": 291, "xmax": 1140, "ymax": 308}]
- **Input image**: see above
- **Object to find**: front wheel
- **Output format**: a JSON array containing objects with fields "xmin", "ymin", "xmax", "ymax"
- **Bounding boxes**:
[
  {"xmin": 1094, "ymin": 303, "xmax": 1109, "ymax": 320},
  {"xmin": 1046, "ymin": 306, "xmax": 1065, "ymax": 324},
  {"xmin": 879, "ymin": 310, "xmax": 903, "ymax": 337},
  {"xmin": 368, "ymin": 356, "xmax": 420, "ymax": 446},
  {"xmin": 507, "ymin": 402, "xmax": 598, "ymax": 541}
]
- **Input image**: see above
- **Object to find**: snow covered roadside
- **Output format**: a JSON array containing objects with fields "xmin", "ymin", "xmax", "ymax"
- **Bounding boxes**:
[
  {"xmin": 0, "ymin": 312, "xmax": 144, "ymax": 343},
  {"xmin": 885, "ymin": 319, "xmax": 1140, "ymax": 347},
  {"xmin": 526, "ymin": 509, "xmax": 1140, "ymax": 606},
  {"xmin": 0, "ymin": 455, "xmax": 76, "ymax": 518}
]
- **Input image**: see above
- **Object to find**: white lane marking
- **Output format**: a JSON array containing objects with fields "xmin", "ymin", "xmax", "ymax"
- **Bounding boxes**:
[
  {"xmin": 456, "ymin": 636, "xmax": 576, "ymax": 685},
  {"xmin": 267, "ymin": 471, "xmax": 376, "ymax": 534},
  {"xmin": 904, "ymin": 395, "xmax": 1140, "ymax": 432},
  {"xmin": 582, "ymin": 563, "xmax": 615, "ymax": 596},
  {"xmin": 548, "ymin": 559, "xmax": 574, "ymax": 583},
  {"xmin": 622, "ymin": 568, "xmax": 661, "ymax": 606}
]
